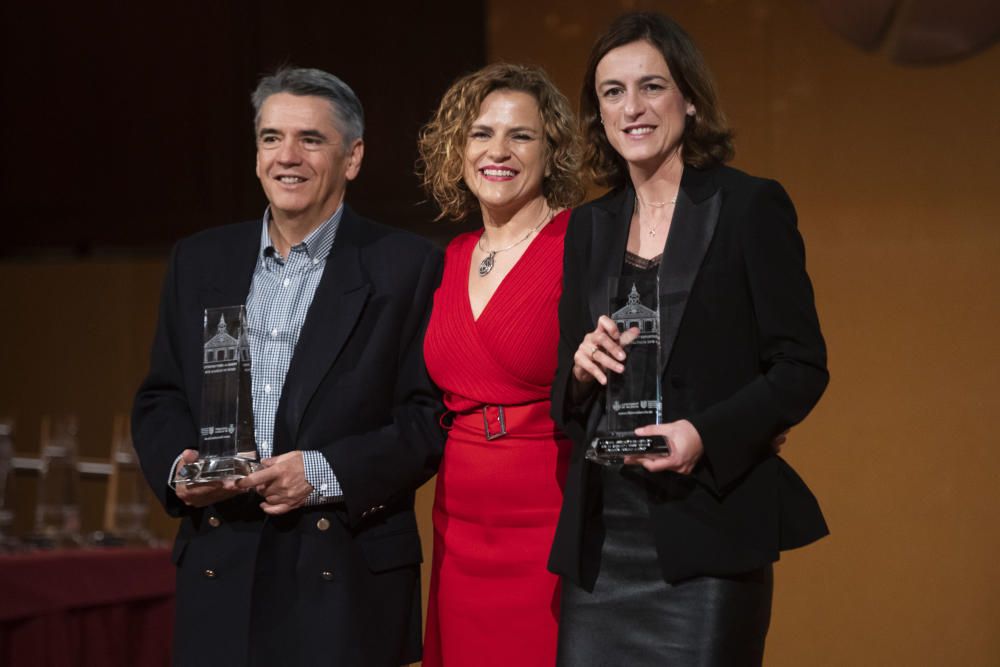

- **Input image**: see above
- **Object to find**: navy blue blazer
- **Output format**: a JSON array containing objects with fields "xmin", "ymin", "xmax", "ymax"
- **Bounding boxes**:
[{"xmin": 132, "ymin": 205, "xmax": 444, "ymax": 666}]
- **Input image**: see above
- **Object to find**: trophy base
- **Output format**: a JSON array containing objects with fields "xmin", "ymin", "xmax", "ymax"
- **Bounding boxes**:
[
  {"xmin": 177, "ymin": 455, "xmax": 260, "ymax": 485},
  {"xmin": 586, "ymin": 434, "xmax": 669, "ymax": 466}
]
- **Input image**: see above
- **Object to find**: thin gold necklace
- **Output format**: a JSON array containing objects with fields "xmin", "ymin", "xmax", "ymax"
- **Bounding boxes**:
[{"xmin": 634, "ymin": 195, "xmax": 677, "ymax": 238}]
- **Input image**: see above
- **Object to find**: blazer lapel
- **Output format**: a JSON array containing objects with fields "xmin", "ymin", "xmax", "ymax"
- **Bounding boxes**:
[
  {"xmin": 199, "ymin": 223, "xmax": 260, "ymax": 308},
  {"xmin": 658, "ymin": 166, "xmax": 721, "ymax": 374},
  {"xmin": 588, "ymin": 187, "xmax": 633, "ymax": 325},
  {"xmin": 278, "ymin": 208, "xmax": 371, "ymax": 449}
]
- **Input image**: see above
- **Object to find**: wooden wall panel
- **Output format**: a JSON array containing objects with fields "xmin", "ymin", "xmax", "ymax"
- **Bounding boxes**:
[{"xmin": 487, "ymin": 0, "xmax": 1000, "ymax": 664}]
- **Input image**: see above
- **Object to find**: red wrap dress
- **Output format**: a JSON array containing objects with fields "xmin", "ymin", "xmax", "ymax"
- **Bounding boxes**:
[{"xmin": 422, "ymin": 210, "xmax": 572, "ymax": 667}]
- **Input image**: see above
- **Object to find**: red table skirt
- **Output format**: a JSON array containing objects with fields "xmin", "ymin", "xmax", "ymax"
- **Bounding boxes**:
[{"xmin": 0, "ymin": 548, "xmax": 175, "ymax": 667}]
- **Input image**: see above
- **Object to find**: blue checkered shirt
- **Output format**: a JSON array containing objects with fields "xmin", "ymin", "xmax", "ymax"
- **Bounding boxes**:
[{"xmin": 245, "ymin": 206, "xmax": 344, "ymax": 503}]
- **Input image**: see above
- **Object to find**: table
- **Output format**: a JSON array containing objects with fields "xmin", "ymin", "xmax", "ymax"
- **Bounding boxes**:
[{"xmin": 0, "ymin": 547, "xmax": 174, "ymax": 666}]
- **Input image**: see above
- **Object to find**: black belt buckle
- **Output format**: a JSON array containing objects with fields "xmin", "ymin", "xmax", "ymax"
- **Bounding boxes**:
[{"xmin": 482, "ymin": 405, "xmax": 507, "ymax": 440}]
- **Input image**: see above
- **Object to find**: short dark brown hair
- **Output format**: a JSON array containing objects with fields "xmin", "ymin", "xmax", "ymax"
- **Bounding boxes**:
[
  {"xmin": 418, "ymin": 63, "xmax": 584, "ymax": 221},
  {"xmin": 581, "ymin": 12, "xmax": 735, "ymax": 188}
]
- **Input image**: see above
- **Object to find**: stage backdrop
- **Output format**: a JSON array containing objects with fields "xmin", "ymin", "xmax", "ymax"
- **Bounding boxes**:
[
  {"xmin": 0, "ymin": 1, "xmax": 485, "ymax": 252},
  {"xmin": 480, "ymin": 1, "xmax": 1000, "ymax": 665}
]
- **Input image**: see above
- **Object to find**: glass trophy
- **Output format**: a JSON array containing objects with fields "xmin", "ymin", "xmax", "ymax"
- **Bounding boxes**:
[
  {"xmin": 586, "ymin": 277, "xmax": 670, "ymax": 465},
  {"xmin": 0, "ymin": 418, "xmax": 17, "ymax": 551},
  {"xmin": 102, "ymin": 415, "xmax": 153, "ymax": 545},
  {"xmin": 33, "ymin": 415, "xmax": 83, "ymax": 547},
  {"xmin": 176, "ymin": 305, "xmax": 259, "ymax": 484}
]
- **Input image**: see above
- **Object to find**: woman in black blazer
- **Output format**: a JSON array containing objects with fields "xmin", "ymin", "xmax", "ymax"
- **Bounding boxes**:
[{"xmin": 549, "ymin": 13, "xmax": 829, "ymax": 666}]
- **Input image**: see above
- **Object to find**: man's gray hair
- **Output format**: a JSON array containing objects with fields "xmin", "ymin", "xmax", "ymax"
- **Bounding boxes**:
[{"xmin": 251, "ymin": 67, "xmax": 365, "ymax": 144}]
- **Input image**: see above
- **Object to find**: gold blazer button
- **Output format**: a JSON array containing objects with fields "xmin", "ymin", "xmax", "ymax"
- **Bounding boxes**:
[
  {"xmin": 316, "ymin": 517, "xmax": 331, "ymax": 531},
  {"xmin": 208, "ymin": 516, "xmax": 221, "ymax": 528}
]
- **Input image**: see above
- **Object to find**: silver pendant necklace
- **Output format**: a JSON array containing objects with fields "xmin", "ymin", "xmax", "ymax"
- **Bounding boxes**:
[{"xmin": 477, "ymin": 212, "xmax": 550, "ymax": 277}]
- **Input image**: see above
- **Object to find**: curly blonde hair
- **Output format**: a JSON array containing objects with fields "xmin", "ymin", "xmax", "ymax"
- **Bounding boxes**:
[{"xmin": 417, "ymin": 63, "xmax": 585, "ymax": 221}]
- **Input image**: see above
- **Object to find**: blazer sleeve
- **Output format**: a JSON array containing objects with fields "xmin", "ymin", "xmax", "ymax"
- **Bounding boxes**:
[
  {"xmin": 131, "ymin": 241, "xmax": 198, "ymax": 517},
  {"xmin": 320, "ymin": 245, "xmax": 446, "ymax": 527},
  {"xmin": 689, "ymin": 180, "xmax": 829, "ymax": 492}
]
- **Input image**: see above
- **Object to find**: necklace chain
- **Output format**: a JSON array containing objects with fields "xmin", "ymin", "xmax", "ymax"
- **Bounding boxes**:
[
  {"xmin": 635, "ymin": 193, "xmax": 678, "ymax": 238},
  {"xmin": 477, "ymin": 212, "xmax": 550, "ymax": 277},
  {"xmin": 636, "ymin": 196, "xmax": 677, "ymax": 208}
]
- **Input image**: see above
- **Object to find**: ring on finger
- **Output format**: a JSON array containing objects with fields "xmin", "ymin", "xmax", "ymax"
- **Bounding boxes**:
[{"xmin": 589, "ymin": 344, "xmax": 599, "ymax": 359}]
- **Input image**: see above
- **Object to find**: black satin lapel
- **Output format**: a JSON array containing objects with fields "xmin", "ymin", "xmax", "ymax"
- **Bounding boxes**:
[
  {"xmin": 658, "ymin": 187, "xmax": 722, "ymax": 374},
  {"xmin": 588, "ymin": 189, "xmax": 633, "ymax": 324},
  {"xmin": 279, "ymin": 237, "xmax": 370, "ymax": 450}
]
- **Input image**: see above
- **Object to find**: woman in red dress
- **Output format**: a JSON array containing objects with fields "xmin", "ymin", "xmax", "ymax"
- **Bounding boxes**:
[{"xmin": 416, "ymin": 63, "xmax": 584, "ymax": 666}]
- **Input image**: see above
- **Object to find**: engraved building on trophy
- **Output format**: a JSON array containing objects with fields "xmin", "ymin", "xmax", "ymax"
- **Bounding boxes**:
[
  {"xmin": 611, "ymin": 283, "xmax": 659, "ymax": 334},
  {"xmin": 204, "ymin": 314, "xmax": 242, "ymax": 363}
]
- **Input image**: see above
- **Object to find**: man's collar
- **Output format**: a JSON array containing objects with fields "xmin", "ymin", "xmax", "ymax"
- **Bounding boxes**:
[{"xmin": 259, "ymin": 204, "xmax": 344, "ymax": 261}]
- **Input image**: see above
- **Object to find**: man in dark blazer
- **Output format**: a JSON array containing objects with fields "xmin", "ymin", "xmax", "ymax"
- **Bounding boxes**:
[{"xmin": 132, "ymin": 67, "xmax": 444, "ymax": 667}]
